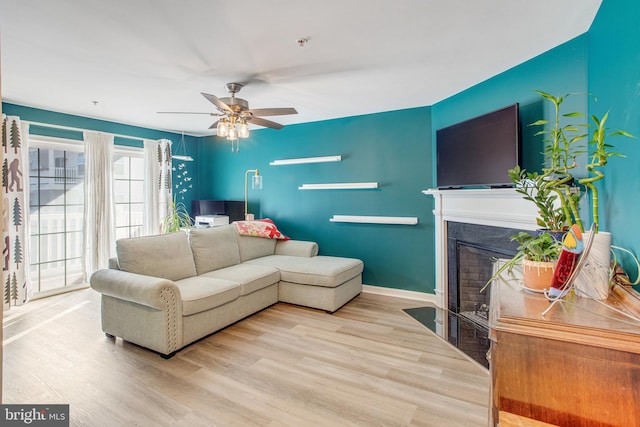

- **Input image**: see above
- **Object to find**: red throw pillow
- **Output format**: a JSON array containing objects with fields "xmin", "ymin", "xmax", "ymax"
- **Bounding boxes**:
[{"xmin": 234, "ymin": 219, "xmax": 290, "ymax": 240}]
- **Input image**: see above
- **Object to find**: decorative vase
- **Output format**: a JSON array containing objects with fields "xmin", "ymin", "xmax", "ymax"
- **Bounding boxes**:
[
  {"xmin": 575, "ymin": 231, "xmax": 611, "ymax": 299},
  {"xmin": 522, "ymin": 258, "xmax": 555, "ymax": 291}
]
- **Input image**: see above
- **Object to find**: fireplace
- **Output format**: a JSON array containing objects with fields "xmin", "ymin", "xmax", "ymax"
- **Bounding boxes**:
[
  {"xmin": 419, "ymin": 188, "xmax": 539, "ymax": 368},
  {"xmin": 423, "ymin": 188, "xmax": 539, "ymax": 308}
]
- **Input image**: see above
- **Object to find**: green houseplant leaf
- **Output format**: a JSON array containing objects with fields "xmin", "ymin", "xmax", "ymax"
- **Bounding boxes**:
[{"xmin": 162, "ymin": 197, "xmax": 193, "ymax": 233}]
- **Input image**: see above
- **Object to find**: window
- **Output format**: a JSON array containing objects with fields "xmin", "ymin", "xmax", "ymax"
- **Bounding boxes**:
[
  {"xmin": 29, "ymin": 137, "xmax": 85, "ymax": 295},
  {"xmin": 113, "ymin": 147, "xmax": 144, "ymax": 240},
  {"xmin": 28, "ymin": 135, "xmax": 148, "ymax": 297}
]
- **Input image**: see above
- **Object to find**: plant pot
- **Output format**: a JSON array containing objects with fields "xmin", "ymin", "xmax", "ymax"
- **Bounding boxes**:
[
  {"xmin": 575, "ymin": 231, "xmax": 611, "ymax": 299},
  {"xmin": 522, "ymin": 258, "xmax": 556, "ymax": 291}
]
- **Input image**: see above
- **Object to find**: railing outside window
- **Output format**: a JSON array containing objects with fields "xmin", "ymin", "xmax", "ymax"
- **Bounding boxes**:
[
  {"xmin": 54, "ymin": 167, "xmax": 78, "ymax": 183},
  {"xmin": 29, "ymin": 138, "xmax": 85, "ymax": 296}
]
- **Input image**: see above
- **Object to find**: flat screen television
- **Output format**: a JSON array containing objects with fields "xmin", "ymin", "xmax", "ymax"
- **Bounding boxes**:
[{"xmin": 436, "ymin": 103, "xmax": 521, "ymax": 188}]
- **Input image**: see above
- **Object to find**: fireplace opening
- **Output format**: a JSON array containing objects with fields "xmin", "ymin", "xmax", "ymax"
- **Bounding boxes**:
[
  {"xmin": 456, "ymin": 243, "xmax": 513, "ymax": 329},
  {"xmin": 447, "ymin": 222, "xmax": 524, "ymax": 316},
  {"xmin": 446, "ymin": 222, "xmax": 527, "ymax": 367}
]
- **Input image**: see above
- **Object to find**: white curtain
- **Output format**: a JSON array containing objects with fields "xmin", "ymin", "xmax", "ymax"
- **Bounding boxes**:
[
  {"xmin": 83, "ymin": 131, "xmax": 115, "ymax": 279},
  {"xmin": 2, "ymin": 116, "xmax": 31, "ymax": 309},
  {"xmin": 143, "ymin": 139, "xmax": 172, "ymax": 235}
]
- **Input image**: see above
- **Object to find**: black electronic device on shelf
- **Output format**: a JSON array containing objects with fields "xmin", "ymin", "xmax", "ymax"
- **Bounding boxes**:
[{"xmin": 191, "ymin": 200, "xmax": 244, "ymax": 223}]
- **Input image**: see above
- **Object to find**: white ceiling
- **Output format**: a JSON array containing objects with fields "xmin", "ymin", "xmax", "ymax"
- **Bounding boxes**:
[{"xmin": 1, "ymin": 0, "xmax": 601, "ymax": 136}]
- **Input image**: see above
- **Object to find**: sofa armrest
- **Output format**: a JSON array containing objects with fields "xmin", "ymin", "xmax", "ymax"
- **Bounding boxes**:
[
  {"xmin": 90, "ymin": 269, "xmax": 181, "ymax": 312},
  {"xmin": 274, "ymin": 240, "xmax": 318, "ymax": 257}
]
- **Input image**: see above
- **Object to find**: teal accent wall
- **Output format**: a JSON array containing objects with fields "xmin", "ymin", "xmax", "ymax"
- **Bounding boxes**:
[
  {"xmin": 197, "ymin": 108, "xmax": 435, "ymax": 292},
  {"xmin": 2, "ymin": 102, "xmax": 199, "ymax": 211},
  {"xmin": 587, "ymin": 0, "xmax": 640, "ymax": 281}
]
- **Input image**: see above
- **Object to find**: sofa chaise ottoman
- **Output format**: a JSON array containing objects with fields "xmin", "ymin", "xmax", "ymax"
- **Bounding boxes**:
[{"xmin": 90, "ymin": 224, "xmax": 363, "ymax": 357}]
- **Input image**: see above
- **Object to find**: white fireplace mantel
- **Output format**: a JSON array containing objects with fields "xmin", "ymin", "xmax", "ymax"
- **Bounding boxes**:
[{"xmin": 423, "ymin": 188, "xmax": 539, "ymax": 308}]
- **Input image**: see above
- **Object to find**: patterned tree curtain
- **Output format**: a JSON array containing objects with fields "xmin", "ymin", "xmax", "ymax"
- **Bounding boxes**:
[
  {"xmin": 2, "ymin": 115, "xmax": 31, "ymax": 310},
  {"xmin": 143, "ymin": 139, "xmax": 172, "ymax": 235}
]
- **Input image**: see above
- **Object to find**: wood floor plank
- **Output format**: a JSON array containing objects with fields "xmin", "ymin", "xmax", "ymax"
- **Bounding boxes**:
[{"xmin": 3, "ymin": 289, "xmax": 489, "ymax": 426}]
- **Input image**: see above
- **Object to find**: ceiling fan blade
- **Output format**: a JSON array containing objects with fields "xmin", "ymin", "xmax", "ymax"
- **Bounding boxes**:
[
  {"xmin": 208, "ymin": 120, "xmax": 220, "ymax": 130},
  {"xmin": 201, "ymin": 92, "xmax": 233, "ymax": 113},
  {"xmin": 246, "ymin": 107, "xmax": 298, "ymax": 117},
  {"xmin": 248, "ymin": 116, "xmax": 285, "ymax": 130},
  {"xmin": 157, "ymin": 111, "xmax": 219, "ymax": 115}
]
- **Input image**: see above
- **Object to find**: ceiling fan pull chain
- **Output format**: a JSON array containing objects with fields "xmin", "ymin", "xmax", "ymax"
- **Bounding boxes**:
[{"xmin": 230, "ymin": 140, "xmax": 240, "ymax": 153}]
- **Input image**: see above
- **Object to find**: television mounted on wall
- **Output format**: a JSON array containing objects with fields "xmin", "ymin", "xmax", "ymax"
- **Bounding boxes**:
[{"xmin": 436, "ymin": 103, "xmax": 521, "ymax": 188}]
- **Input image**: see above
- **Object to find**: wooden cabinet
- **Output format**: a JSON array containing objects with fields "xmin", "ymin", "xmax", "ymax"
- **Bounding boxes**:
[{"xmin": 489, "ymin": 279, "xmax": 640, "ymax": 427}]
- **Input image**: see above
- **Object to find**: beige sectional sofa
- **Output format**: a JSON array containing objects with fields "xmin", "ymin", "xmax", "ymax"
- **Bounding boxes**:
[{"xmin": 90, "ymin": 224, "xmax": 363, "ymax": 357}]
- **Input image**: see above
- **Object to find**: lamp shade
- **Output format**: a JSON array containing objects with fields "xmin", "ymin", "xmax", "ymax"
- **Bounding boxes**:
[
  {"xmin": 217, "ymin": 121, "xmax": 229, "ymax": 137},
  {"xmin": 238, "ymin": 122, "xmax": 250, "ymax": 139},
  {"xmin": 228, "ymin": 126, "xmax": 238, "ymax": 140},
  {"xmin": 252, "ymin": 174, "xmax": 263, "ymax": 190}
]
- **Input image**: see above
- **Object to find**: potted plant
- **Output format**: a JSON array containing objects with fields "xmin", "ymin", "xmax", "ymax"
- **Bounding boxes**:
[
  {"xmin": 531, "ymin": 90, "xmax": 634, "ymax": 233},
  {"xmin": 484, "ymin": 231, "xmax": 561, "ymax": 292},
  {"xmin": 162, "ymin": 197, "xmax": 193, "ymax": 233},
  {"xmin": 515, "ymin": 232, "xmax": 562, "ymax": 291},
  {"xmin": 527, "ymin": 91, "xmax": 634, "ymax": 298},
  {"xmin": 483, "ymin": 164, "xmax": 566, "ymax": 292},
  {"xmin": 508, "ymin": 165, "xmax": 567, "ymax": 238},
  {"xmin": 530, "ymin": 91, "xmax": 587, "ymax": 232}
]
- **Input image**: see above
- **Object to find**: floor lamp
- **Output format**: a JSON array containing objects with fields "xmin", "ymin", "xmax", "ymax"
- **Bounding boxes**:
[{"xmin": 244, "ymin": 169, "xmax": 262, "ymax": 220}]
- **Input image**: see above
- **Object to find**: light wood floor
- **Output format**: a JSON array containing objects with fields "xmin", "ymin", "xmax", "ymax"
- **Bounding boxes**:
[{"xmin": 2, "ymin": 289, "xmax": 489, "ymax": 426}]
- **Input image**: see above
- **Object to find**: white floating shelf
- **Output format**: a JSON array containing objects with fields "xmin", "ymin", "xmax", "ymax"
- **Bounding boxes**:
[
  {"xmin": 298, "ymin": 182, "xmax": 379, "ymax": 190},
  {"xmin": 270, "ymin": 155, "xmax": 342, "ymax": 166},
  {"xmin": 330, "ymin": 215, "xmax": 419, "ymax": 225}
]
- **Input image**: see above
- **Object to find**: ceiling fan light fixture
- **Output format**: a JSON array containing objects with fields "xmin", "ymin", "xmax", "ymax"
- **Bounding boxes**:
[
  {"xmin": 238, "ymin": 121, "xmax": 250, "ymax": 139},
  {"xmin": 217, "ymin": 120, "xmax": 229, "ymax": 137},
  {"xmin": 177, "ymin": 83, "xmax": 299, "ymax": 152},
  {"xmin": 227, "ymin": 125, "xmax": 238, "ymax": 141}
]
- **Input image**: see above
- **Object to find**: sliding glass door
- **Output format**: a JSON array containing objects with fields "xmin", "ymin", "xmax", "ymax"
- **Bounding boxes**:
[{"xmin": 29, "ymin": 137, "xmax": 85, "ymax": 297}]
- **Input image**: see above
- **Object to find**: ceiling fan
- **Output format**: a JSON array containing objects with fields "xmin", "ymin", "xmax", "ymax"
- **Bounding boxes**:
[{"xmin": 159, "ymin": 82, "xmax": 298, "ymax": 152}]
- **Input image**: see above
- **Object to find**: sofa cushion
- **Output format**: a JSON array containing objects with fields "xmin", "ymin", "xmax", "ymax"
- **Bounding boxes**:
[
  {"xmin": 116, "ymin": 231, "xmax": 196, "ymax": 281},
  {"xmin": 237, "ymin": 235, "xmax": 277, "ymax": 262},
  {"xmin": 189, "ymin": 225, "xmax": 242, "ymax": 275},
  {"xmin": 175, "ymin": 276, "xmax": 241, "ymax": 316},
  {"xmin": 245, "ymin": 255, "xmax": 363, "ymax": 288},
  {"xmin": 201, "ymin": 264, "xmax": 280, "ymax": 296}
]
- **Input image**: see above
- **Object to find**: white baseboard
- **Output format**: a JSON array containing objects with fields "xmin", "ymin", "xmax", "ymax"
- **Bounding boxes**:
[{"xmin": 362, "ymin": 285, "xmax": 438, "ymax": 305}]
